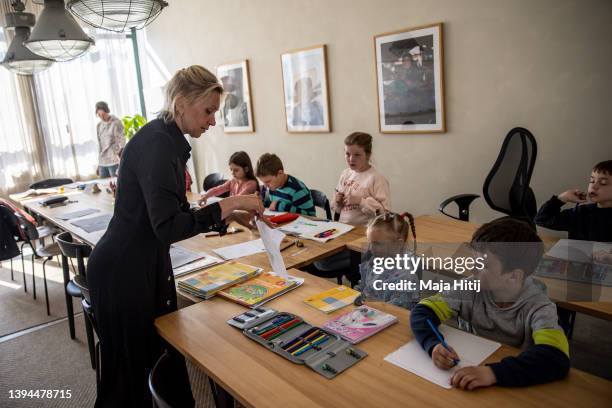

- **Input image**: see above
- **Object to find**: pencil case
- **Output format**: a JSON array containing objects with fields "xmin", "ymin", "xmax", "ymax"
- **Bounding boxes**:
[
  {"xmin": 268, "ymin": 213, "xmax": 299, "ymax": 224},
  {"xmin": 239, "ymin": 311, "xmax": 367, "ymax": 379},
  {"xmin": 40, "ymin": 195, "xmax": 68, "ymax": 206}
]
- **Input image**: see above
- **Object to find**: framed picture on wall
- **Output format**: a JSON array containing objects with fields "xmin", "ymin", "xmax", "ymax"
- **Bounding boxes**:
[
  {"xmin": 374, "ymin": 23, "xmax": 445, "ymax": 133},
  {"xmin": 217, "ymin": 60, "xmax": 254, "ymax": 133},
  {"xmin": 281, "ymin": 45, "xmax": 331, "ymax": 132}
]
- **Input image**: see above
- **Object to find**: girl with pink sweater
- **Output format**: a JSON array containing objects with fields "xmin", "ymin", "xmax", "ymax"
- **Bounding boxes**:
[{"xmin": 199, "ymin": 151, "xmax": 259, "ymax": 205}]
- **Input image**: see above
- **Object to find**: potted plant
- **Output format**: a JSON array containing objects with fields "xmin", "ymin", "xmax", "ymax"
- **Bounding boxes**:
[{"xmin": 122, "ymin": 114, "xmax": 147, "ymax": 140}]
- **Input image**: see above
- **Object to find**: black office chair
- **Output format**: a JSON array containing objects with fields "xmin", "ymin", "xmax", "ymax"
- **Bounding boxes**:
[
  {"xmin": 55, "ymin": 232, "xmax": 97, "ymax": 369},
  {"xmin": 202, "ymin": 172, "xmax": 229, "ymax": 198},
  {"xmin": 310, "ymin": 189, "xmax": 332, "ymax": 220},
  {"xmin": 0, "ymin": 205, "xmax": 22, "ymax": 283},
  {"xmin": 439, "ymin": 127, "xmax": 537, "ymax": 222},
  {"xmin": 29, "ymin": 178, "xmax": 73, "ymax": 189},
  {"xmin": 13, "ymin": 212, "xmax": 62, "ymax": 314}
]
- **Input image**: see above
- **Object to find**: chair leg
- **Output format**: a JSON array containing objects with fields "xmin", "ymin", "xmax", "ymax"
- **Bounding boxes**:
[
  {"xmin": 66, "ymin": 295, "xmax": 75, "ymax": 340},
  {"xmin": 10, "ymin": 258, "xmax": 14, "ymax": 281},
  {"xmin": 31, "ymin": 254, "xmax": 37, "ymax": 300},
  {"xmin": 42, "ymin": 259, "xmax": 50, "ymax": 316},
  {"xmin": 84, "ymin": 312, "xmax": 96, "ymax": 369},
  {"xmin": 20, "ymin": 250, "xmax": 27, "ymax": 293}
]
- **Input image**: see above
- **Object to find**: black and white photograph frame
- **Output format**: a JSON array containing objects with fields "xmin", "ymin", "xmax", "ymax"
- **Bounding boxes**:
[
  {"xmin": 374, "ymin": 23, "xmax": 445, "ymax": 133},
  {"xmin": 281, "ymin": 45, "xmax": 331, "ymax": 133},
  {"xmin": 217, "ymin": 60, "xmax": 255, "ymax": 133}
]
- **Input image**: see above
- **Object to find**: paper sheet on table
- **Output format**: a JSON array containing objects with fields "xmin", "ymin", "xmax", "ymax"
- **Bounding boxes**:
[
  {"xmin": 278, "ymin": 216, "xmax": 354, "ymax": 243},
  {"xmin": 213, "ymin": 239, "xmax": 267, "ymax": 260},
  {"xmin": 263, "ymin": 209, "xmax": 287, "ymax": 216},
  {"xmin": 384, "ymin": 325, "xmax": 500, "ymax": 389},
  {"xmin": 56, "ymin": 208, "xmax": 100, "ymax": 220},
  {"xmin": 546, "ymin": 239, "xmax": 612, "ymax": 263},
  {"xmin": 170, "ymin": 244, "xmax": 206, "ymax": 268},
  {"xmin": 256, "ymin": 219, "xmax": 288, "ymax": 278}
]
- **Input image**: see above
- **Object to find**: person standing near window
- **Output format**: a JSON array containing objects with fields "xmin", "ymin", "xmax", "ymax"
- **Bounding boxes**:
[{"xmin": 95, "ymin": 101, "xmax": 125, "ymax": 178}]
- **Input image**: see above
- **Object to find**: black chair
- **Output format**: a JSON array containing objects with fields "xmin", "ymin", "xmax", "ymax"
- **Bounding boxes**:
[
  {"xmin": 310, "ymin": 189, "xmax": 332, "ymax": 220},
  {"xmin": 73, "ymin": 274, "xmax": 101, "ymax": 386},
  {"xmin": 55, "ymin": 232, "xmax": 97, "ymax": 369},
  {"xmin": 149, "ymin": 351, "xmax": 173, "ymax": 408},
  {"xmin": 439, "ymin": 127, "xmax": 537, "ymax": 222},
  {"xmin": 13, "ymin": 212, "xmax": 62, "ymax": 315},
  {"xmin": 202, "ymin": 172, "xmax": 229, "ymax": 198},
  {"xmin": 29, "ymin": 178, "xmax": 73, "ymax": 189}
]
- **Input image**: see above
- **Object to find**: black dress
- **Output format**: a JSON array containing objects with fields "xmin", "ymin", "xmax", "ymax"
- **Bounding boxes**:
[{"xmin": 87, "ymin": 118, "xmax": 224, "ymax": 407}]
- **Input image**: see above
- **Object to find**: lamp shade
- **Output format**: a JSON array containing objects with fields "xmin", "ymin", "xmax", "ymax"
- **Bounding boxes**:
[
  {"xmin": 1, "ymin": 12, "xmax": 54, "ymax": 75},
  {"xmin": 66, "ymin": 0, "xmax": 168, "ymax": 33},
  {"xmin": 24, "ymin": 0, "xmax": 94, "ymax": 62}
]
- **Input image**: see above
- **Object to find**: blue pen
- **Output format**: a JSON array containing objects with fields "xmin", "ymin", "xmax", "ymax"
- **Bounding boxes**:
[{"xmin": 426, "ymin": 319, "xmax": 460, "ymax": 365}]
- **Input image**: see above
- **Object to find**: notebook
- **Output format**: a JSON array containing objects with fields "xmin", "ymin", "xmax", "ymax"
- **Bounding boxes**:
[
  {"xmin": 217, "ymin": 272, "xmax": 304, "ymax": 308},
  {"xmin": 323, "ymin": 305, "xmax": 398, "ymax": 344},
  {"xmin": 303, "ymin": 286, "xmax": 360, "ymax": 313},
  {"xmin": 384, "ymin": 325, "xmax": 501, "ymax": 389},
  {"xmin": 172, "ymin": 254, "xmax": 223, "ymax": 277},
  {"xmin": 177, "ymin": 261, "xmax": 262, "ymax": 299}
]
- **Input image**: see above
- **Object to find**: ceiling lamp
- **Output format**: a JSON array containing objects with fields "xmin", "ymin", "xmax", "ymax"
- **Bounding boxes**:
[
  {"xmin": 66, "ymin": 0, "xmax": 168, "ymax": 33},
  {"xmin": 24, "ymin": 0, "xmax": 94, "ymax": 62},
  {"xmin": 1, "ymin": 3, "xmax": 53, "ymax": 75}
]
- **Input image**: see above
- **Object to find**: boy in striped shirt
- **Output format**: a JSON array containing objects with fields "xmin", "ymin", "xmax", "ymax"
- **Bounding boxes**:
[{"xmin": 256, "ymin": 153, "xmax": 316, "ymax": 216}]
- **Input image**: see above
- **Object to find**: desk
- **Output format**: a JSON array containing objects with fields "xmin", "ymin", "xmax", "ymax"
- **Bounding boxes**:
[
  {"xmin": 155, "ymin": 268, "xmax": 612, "ymax": 408},
  {"xmin": 347, "ymin": 215, "xmax": 612, "ymax": 321}
]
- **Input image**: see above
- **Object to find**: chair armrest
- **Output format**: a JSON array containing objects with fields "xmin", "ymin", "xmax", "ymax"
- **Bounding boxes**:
[{"xmin": 438, "ymin": 194, "xmax": 480, "ymax": 221}]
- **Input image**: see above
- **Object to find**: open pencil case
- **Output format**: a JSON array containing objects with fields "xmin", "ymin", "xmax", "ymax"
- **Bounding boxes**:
[{"xmin": 241, "ymin": 311, "xmax": 367, "ymax": 379}]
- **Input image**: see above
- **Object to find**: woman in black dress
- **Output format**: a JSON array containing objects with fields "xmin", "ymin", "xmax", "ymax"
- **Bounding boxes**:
[{"xmin": 87, "ymin": 66, "xmax": 264, "ymax": 407}]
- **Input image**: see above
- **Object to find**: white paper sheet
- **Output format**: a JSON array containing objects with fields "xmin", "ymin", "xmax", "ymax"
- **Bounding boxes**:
[
  {"xmin": 546, "ymin": 239, "xmax": 612, "ymax": 263},
  {"xmin": 278, "ymin": 216, "xmax": 354, "ymax": 242},
  {"xmin": 256, "ymin": 219, "xmax": 288, "ymax": 278},
  {"xmin": 213, "ymin": 239, "xmax": 267, "ymax": 260},
  {"xmin": 263, "ymin": 209, "xmax": 287, "ymax": 216},
  {"xmin": 384, "ymin": 325, "xmax": 501, "ymax": 389}
]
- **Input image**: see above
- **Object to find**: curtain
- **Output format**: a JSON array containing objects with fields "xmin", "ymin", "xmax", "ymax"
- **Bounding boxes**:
[
  {"xmin": 0, "ymin": 0, "xmax": 47, "ymax": 195},
  {"xmin": 34, "ymin": 29, "xmax": 140, "ymax": 179}
]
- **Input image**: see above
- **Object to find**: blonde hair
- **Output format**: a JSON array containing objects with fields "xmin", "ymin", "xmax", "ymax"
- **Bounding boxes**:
[
  {"xmin": 368, "ymin": 212, "xmax": 417, "ymax": 252},
  {"xmin": 159, "ymin": 65, "xmax": 223, "ymax": 123}
]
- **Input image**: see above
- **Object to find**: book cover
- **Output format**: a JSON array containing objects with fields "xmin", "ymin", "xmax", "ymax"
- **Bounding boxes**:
[
  {"xmin": 177, "ymin": 261, "xmax": 261, "ymax": 299},
  {"xmin": 323, "ymin": 305, "xmax": 398, "ymax": 344},
  {"xmin": 218, "ymin": 272, "xmax": 303, "ymax": 307},
  {"xmin": 303, "ymin": 285, "xmax": 360, "ymax": 313}
]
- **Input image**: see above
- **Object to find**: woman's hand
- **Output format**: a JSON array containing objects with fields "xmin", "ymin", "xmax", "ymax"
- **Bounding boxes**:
[
  {"xmin": 219, "ymin": 194, "xmax": 265, "ymax": 219},
  {"xmin": 228, "ymin": 211, "xmax": 257, "ymax": 230},
  {"xmin": 558, "ymin": 189, "xmax": 587, "ymax": 203}
]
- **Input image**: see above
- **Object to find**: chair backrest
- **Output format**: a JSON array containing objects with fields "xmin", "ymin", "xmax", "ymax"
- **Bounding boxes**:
[
  {"xmin": 202, "ymin": 173, "xmax": 225, "ymax": 191},
  {"xmin": 310, "ymin": 189, "xmax": 332, "ymax": 220},
  {"xmin": 482, "ymin": 127, "xmax": 537, "ymax": 220},
  {"xmin": 56, "ymin": 231, "xmax": 92, "ymax": 278},
  {"xmin": 13, "ymin": 212, "xmax": 39, "ymax": 241},
  {"xmin": 149, "ymin": 351, "xmax": 175, "ymax": 408},
  {"xmin": 29, "ymin": 178, "xmax": 73, "ymax": 189}
]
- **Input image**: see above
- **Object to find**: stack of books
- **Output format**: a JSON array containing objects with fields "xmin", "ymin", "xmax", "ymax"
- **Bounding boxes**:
[
  {"xmin": 177, "ymin": 261, "xmax": 262, "ymax": 299},
  {"xmin": 218, "ymin": 272, "xmax": 304, "ymax": 308}
]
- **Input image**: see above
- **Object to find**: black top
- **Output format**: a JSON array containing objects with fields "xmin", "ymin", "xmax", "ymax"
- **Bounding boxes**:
[
  {"xmin": 87, "ymin": 118, "xmax": 224, "ymax": 407},
  {"xmin": 534, "ymin": 196, "xmax": 612, "ymax": 242}
]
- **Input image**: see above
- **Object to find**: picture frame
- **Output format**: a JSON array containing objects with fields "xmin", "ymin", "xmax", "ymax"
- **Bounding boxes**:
[
  {"xmin": 374, "ymin": 23, "xmax": 445, "ymax": 133},
  {"xmin": 217, "ymin": 60, "xmax": 255, "ymax": 133},
  {"xmin": 280, "ymin": 45, "xmax": 331, "ymax": 133}
]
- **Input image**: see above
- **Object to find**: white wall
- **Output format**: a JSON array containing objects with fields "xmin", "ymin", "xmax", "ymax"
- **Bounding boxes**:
[{"xmin": 145, "ymin": 0, "xmax": 612, "ymax": 223}]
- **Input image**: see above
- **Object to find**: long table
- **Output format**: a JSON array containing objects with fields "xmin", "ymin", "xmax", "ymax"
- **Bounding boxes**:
[
  {"xmin": 155, "ymin": 268, "xmax": 612, "ymax": 408},
  {"xmin": 347, "ymin": 215, "xmax": 612, "ymax": 321}
]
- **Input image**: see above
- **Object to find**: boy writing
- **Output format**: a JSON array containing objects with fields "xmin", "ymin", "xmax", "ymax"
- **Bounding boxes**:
[
  {"xmin": 256, "ymin": 153, "xmax": 316, "ymax": 216},
  {"xmin": 410, "ymin": 217, "xmax": 570, "ymax": 390}
]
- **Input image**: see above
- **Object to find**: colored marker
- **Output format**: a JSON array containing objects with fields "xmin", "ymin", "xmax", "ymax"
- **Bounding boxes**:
[
  {"xmin": 315, "ymin": 228, "xmax": 337, "ymax": 238},
  {"xmin": 426, "ymin": 319, "xmax": 460, "ymax": 365}
]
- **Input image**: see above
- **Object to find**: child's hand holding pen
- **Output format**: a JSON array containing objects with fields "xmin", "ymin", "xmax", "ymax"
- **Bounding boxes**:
[
  {"xmin": 432, "ymin": 343, "xmax": 461, "ymax": 370},
  {"xmin": 333, "ymin": 189, "xmax": 344, "ymax": 207}
]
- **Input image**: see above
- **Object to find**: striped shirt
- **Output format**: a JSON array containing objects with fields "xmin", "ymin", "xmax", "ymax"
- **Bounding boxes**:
[{"xmin": 264, "ymin": 174, "xmax": 315, "ymax": 216}]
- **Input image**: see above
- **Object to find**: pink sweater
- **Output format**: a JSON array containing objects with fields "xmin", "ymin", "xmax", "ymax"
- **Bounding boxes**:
[
  {"xmin": 332, "ymin": 166, "xmax": 391, "ymax": 226},
  {"xmin": 205, "ymin": 179, "xmax": 258, "ymax": 198}
]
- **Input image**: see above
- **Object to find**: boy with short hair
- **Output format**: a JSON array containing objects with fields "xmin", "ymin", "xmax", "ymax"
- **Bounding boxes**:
[
  {"xmin": 256, "ymin": 153, "xmax": 316, "ymax": 216},
  {"xmin": 535, "ymin": 160, "xmax": 612, "ymax": 242},
  {"xmin": 410, "ymin": 217, "xmax": 570, "ymax": 390}
]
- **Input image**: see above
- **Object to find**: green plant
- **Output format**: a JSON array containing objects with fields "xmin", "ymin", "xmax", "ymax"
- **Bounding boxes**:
[{"xmin": 122, "ymin": 114, "xmax": 147, "ymax": 140}]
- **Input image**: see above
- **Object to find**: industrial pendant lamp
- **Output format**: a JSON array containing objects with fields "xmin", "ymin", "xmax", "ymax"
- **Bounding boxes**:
[
  {"xmin": 24, "ymin": 0, "xmax": 94, "ymax": 62},
  {"xmin": 66, "ymin": 0, "xmax": 168, "ymax": 33},
  {"xmin": 1, "ymin": 3, "xmax": 54, "ymax": 75}
]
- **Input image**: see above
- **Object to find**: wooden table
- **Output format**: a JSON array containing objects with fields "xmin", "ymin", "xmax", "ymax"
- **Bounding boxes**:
[
  {"xmin": 155, "ymin": 268, "xmax": 612, "ymax": 408},
  {"xmin": 347, "ymin": 215, "xmax": 612, "ymax": 321}
]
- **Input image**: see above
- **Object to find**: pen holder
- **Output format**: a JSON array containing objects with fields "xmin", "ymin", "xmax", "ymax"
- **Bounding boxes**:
[{"xmin": 237, "ymin": 311, "xmax": 367, "ymax": 379}]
